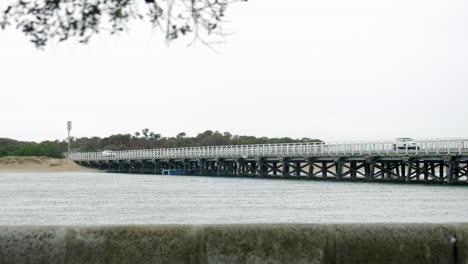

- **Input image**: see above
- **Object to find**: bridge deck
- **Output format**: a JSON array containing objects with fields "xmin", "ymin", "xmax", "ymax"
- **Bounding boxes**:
[{"xmin": 67, "ymin": 138, "xmax": 468, "ymax": 184}]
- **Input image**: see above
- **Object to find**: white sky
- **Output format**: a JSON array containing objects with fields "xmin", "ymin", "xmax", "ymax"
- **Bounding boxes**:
[{"xmin": 0, "ymin": 0, "xmax": 467, "ymax": 142}]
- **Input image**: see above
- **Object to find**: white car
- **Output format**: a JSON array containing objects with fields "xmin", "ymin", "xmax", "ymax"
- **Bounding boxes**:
[
  {"xmin": 101, "ymin": 150, "xmax": 116, "ymax": 157},
  {"xmin": 393, "ymin": 138, "xmax": 419, "ymax": 150}
]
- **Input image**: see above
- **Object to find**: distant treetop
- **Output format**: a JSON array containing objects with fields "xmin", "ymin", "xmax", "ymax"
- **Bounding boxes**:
[
  {"xmin": 0, "ymin": 130, "xmax": 321, "ymax": 158},
  {"xmin": 70, "ymin": 129, "xmax": 322, "ymax": 152}
]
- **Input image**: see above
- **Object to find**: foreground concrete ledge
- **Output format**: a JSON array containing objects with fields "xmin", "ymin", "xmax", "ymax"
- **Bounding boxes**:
[{"xmin": 0, "ymin": 224, "xmax": 466, "ymax": 264}]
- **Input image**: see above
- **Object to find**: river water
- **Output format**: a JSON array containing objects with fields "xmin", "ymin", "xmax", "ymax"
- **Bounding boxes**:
[{"xmin": 0, "ymin": 172, "xmax": 467, "ymax": 225}]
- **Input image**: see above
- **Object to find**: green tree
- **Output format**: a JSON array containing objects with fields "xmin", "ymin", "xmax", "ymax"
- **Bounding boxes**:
[
  {"xmin": 142, "ymin": 128, "xmax": 150, "ymax": 140},
  {"xmin": 0, "ymin": 149, "xmax": 8, "ymax": 157},
  {"xmin": 12, "ymin": 141, "xmax": 66, "ymax": 158}
]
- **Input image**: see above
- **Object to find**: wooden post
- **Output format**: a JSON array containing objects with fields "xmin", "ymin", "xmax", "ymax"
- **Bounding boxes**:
[
  {"xmin": 235, "ymin": 159, "xmax": 240, "ymax": 176},
  {"xmin": 198, "ymin": 159, "xmax": 204, "ymax": 175},
  {"xmin": 414, "ymin": 160, "xmax": 420, "ymax": 181},
  {"xmin": 369, "ymin": 161, "xmax": 375, "ymax": 181},
  {"xmin": 295, "ymin": 162, "xmax": 301, "ymax": 177},
  {"xmin": 350, "ymin": 161, "xmax": 357, "ymax": 180},
  {"xmin": 336, "ymin": 159, "xmax": 343, "ymax": 180},
  {"xmin": 249, "ymin": 161, "xmax": 256, "ymax": 175},
  {"xmin": 424, "ymin": 162, "xmax": 429, "ymax": 181},
  {"xmin": 430, "ymin": 162, "xmax": 436, "ymax": 181},
  {"xmin": 282, "ymin": 159, "xmax": 289, "ymax": 177},
  {"xmin": 454, "ymin": 162, "xmax": 460, "ymax": 183},
  {"xmin": 322, "ymin": 162, "xmax": 327, "ymax": 178},
  {"xmin": 400, "ymin": 163, "xmax": 405, "ymax": 179},
  {"xmin": 406, "ymin": 160, "xmax": 412, "ymax": 182},
  {"xmin": 308, "ymin": 159, "xmax": 314, "ymax": 178},
  {"xmin": 384, "ymin": 162, "xmax": 390, "ymax": 180},
  {"xmin": 447, "ymin": 160, "xmax": 454, "ymax": 184},
  {"xmin": 256, "ymin": 158, "xmax": 265, "ymax": 177},
  {"xmin": 364, "ymin": 163, "xmax": 370, "ymax": 180},
  {"xmin": 439, "ymin": 161, "xmax": 445, "ymax": 183}
]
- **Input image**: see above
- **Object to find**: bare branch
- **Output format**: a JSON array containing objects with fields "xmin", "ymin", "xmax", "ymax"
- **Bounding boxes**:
[{"xmin": 0, "ymin": 0, "xmax": 246, "ymax": 48}]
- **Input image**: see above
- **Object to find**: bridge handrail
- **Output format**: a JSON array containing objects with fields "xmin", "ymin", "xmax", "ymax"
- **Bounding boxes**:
[{"xmin": 66, "ymin": 138, "xmax": 468, "ymax": 161}]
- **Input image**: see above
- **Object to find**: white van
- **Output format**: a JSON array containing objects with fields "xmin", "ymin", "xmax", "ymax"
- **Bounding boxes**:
[
  {"xmin": 102, "ymin": 150, "xmax": 116, "ymax": 157},
  {"xmin": 393, "ymin": 138, "xmax": 419, "ymax": 150}
]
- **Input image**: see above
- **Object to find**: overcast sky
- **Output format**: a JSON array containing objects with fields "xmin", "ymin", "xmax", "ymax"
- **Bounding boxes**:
[{"xmin": 0, "ymin": 0, "xmax": 467, "ymax": 143}]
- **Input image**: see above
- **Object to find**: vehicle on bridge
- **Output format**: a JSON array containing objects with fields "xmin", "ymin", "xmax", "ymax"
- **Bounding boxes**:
[
  {"xmin": 101, "ymin": 150, "xmax": 116, "ymax": 157},
  {"xmin": 393, "ymin": 138, "xmax": 419, "ymax": 150}
]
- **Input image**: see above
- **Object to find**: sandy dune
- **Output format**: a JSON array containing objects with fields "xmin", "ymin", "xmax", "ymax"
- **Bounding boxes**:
[{"xmin": 0, "ymin": 156, "xmax": 96, "ymax": 172}]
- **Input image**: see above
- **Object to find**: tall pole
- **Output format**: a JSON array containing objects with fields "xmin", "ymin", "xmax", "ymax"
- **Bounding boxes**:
[{"xmin": 67, "ymin": 121, "xmax": 72, "ymax": 153}]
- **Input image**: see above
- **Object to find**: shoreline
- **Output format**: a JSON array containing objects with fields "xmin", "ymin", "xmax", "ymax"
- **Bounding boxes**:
[{"xmin": 0, "ymin": 156, "xmax": 98, "ymax": 172}]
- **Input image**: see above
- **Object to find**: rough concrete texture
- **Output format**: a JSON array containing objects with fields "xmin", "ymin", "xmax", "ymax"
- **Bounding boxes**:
[
  {"xmin": 203, "ymin": 224, "xmax": 335, "ymax": 264},
  {"xmin": 0, "ymin": 226, "xmax": 67, "ymax": 264},
  {"xmin": 0, "ymin": 224, "xmax": 467, "ymax": 264},
  {"xmin": 454, "ymin": 224, "xmax": 468, "ymax": 264},
  {"xmin": 66, "ymin": 225, "xmax": 199, "ymax": 264},
  {"xmin": 334, "ymin": 224, "xmax": 456, "ymax": 264}
]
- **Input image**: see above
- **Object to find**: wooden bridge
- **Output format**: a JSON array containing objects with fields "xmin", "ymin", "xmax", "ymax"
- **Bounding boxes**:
[{"xmin": 66, "ymin": 138, "xmax": 468, "ymax": 184}]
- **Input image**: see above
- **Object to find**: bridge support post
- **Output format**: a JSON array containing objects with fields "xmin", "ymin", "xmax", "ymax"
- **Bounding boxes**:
[
  {"xmin": 308, "ymin": 158, "xmax": 315, "ymax": 179},
  {"xmin": 414, "ymin": 161, "xmax": 420, "ymax": 182},
  {"xmin": 294, "ymin": 161, "xmax": 301, "ymax": 177},
  {"xmin": 430, "ymin": 162, "xmax": 436, "ymax": 181},
  {"xmin": 336, "ymin": 159, "xmax": 343, "ymax": 180},
  {"xmin": 128, "ymin": 161, "xmax": 133, "ymax": 173},
  {"xmin": 368, "ymin": 160, "xmax": 375, "ymax": 181},
  {"xmin": 198, "ymin": 159, "xmax": 205, "ymax": 175},
  {"xmin": 216, "ymin": 159, "xmax": 222, "ymax": 176},
  {"xmin": 400, "ymin": 162, "xmax": 405, "ymax": 179},
  {"xmin": 227, "ymin": 161, "xmax": 234, "ymax": 176},
  {"xmin": 182, "ymin": 160, "xmax": 187, "ymax": 174},
  {"xmin": 235, "ymin": 159, "xmax": 242, "ymax": 176},
  {"xmin": 282, "ymin": 159, "xmax": 289, "ymax": 177},
  {"xmin": 439, "ymin": 161, "xmax": 445, "ymax": 183},
  {"xmin": 256, "ymin": 158, "xmax": 265, "ymax": 177},
  {"xmin": 423, "ymin": 162, "xmax": 429, "ymax": 181},
  {"xmin": 272, "ymin": 162, "xmax": 278, "ymax": 177},
  {"xmin": 454, "ymin": 163, "xmax": 460, "ymax": 183},
  {"xmin": 158, "ymin": 161, "xmax": 165, "ymax": 174},
  {"xmin": 364, "ymin": 157, "xmax": 374, "ymax": 181},
  {"xmin": 152, "ymin": 160, "xmax": 157, "ymax": 174},
  {"xmin": 321, "ymin": 162, "xmax": 327, "ymax": 178},
  {"xmin": 447, "ymin": 159, "xmax": 455, "ymax": 184},
  {"xmin": 249, "ymin": 161, "xmax": 256, "ymax": 176},
  {"xmin": 383, "ymin": 163, "xmax": 390, "ymax": 180},
  {"xmin": 406, "ymin": 159, "xmax": 413, "ymax": 182},
  {"xmin": 350, "ymin": 161, "xmax": 357, "ymax": 180}
]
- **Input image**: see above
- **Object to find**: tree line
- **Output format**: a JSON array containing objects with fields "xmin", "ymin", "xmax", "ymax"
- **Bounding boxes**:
[
  {"xmin": 0, "ymin": 129, "xmax": 321, "ymax": 158},
  {"xmin": 0, "ymin": 138, "xmax": 66, "ymax": 159}
]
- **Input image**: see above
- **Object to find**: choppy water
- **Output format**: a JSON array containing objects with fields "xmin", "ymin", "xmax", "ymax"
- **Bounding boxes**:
[{"xmin": 0, "ymin": 172, "xmax": 467, "ymax": 225}]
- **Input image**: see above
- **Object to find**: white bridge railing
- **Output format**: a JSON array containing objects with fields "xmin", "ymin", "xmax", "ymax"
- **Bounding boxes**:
[{"xmin": 66, "ymin": 138, "xmax": 468, "ymax": 162}]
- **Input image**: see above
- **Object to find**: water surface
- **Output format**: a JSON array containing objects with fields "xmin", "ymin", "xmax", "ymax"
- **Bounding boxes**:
[{"xmin": 0, "ymin": 172, "xmax": 467, "ymax": 225}]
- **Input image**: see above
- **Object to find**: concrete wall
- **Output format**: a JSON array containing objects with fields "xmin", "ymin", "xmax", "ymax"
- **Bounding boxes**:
[{"xmin": 0, "ymin": 224, "xmax": 466, "ymax": 264}]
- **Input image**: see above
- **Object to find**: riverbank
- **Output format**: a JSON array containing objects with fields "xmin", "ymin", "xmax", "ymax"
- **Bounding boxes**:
[
  {"xmin": 0, "ymin": 224, "xmax": 466, "ymax": 264},
  {"xmin": 0, "ymin": 156, "xmax": 97, "ymax": 172}
]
